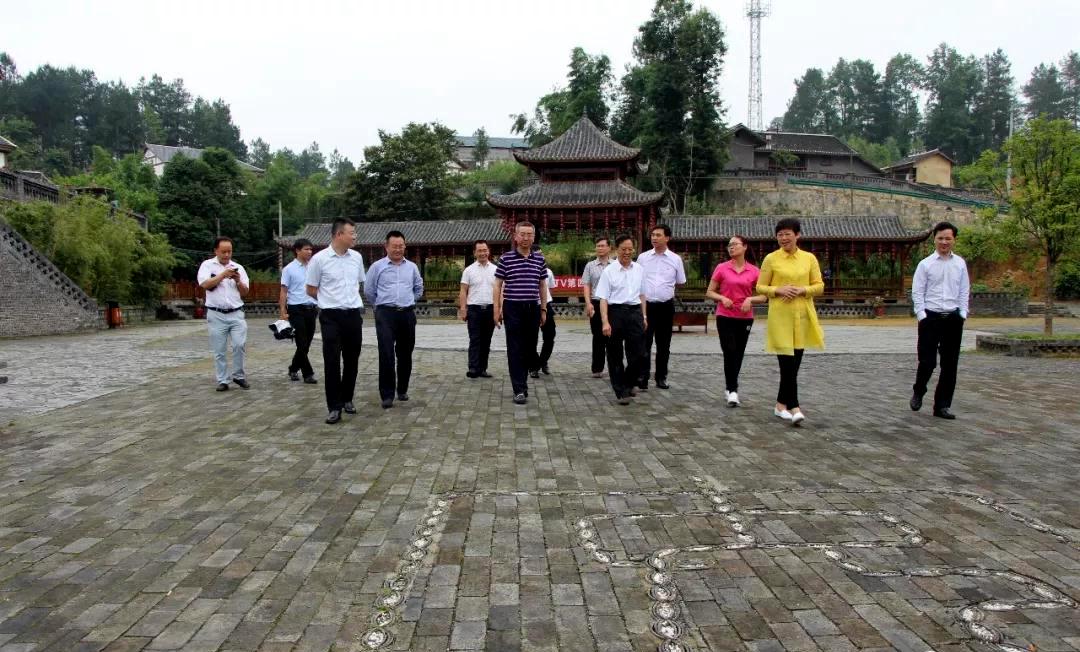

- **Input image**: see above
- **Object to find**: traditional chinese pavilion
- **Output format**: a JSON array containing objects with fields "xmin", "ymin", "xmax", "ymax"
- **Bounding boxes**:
[{"xmin": 487, "ymin": 116, "xmax": 664, "ymax": 241}]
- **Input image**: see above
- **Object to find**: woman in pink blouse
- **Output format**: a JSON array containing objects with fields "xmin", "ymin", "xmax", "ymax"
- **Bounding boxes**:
[{"xmin": 705, "ymin": 235, "xmax": 767, "ymax": 407}]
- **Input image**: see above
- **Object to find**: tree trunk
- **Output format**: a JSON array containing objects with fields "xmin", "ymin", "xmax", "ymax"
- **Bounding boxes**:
[{"xmin": 1045, "ymin": 256, "xmax": 1054, "ymax": 336}]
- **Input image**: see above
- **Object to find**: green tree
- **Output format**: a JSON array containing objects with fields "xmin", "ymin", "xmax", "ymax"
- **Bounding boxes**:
[
  {"xmin": 781, "ymin": 68, "xmax": 836, "ymax": 133},
  {"xmin": 879, "ymin": 53, "xmax": 923, "ymax": 152},
  {"xmin": 1024, "ymin": 62, "xmax": 1068, "ymax": 121},
  {"xmin": 611, "ymin": 0, "xmax": 728, "ymax": 212},
  {"xmin": 1003, "ymin": 118, "xmax": 1080, "ymax": 334},
  {"xmin": 971, "ymin": 49, "xmax": 1015, "ymax": 154},
  {"xmin": 0, "ymin": 197, "xmax": 174, "ymax": 304},
  {"xmin": 953, "ymin": 148, "xmax": 1007, "ymax": 197},
  {"xmin": 327, "ymin": 148, "xmax": 356, "ymax": 187},
  {"xmin": 845, "ymin": 136, "xmax": 901, "ymax": 169},
  {"xmin": 0, "ymin": 116, "xmax": 43, "ymax": 169},
  {"xmin": 295, "ymin": 142, "xmax": 327, "ymax": 179},
  {"xmin": 825, "ymin": 58, "xmax": 882, "ymax": 141},
  {"xmin": 137, "ymin": 75, "xmax": 192, "ymax": 146},
  {"xmin": 1062, "ymin": 51, "xmax": 1080, "ymax": 127},
  {"xmin": 344, "ymin": 122, "xmax": 458, "ymax": 220},
  {"xmin": 512, "ymin": 47, "xmax": 614, "ymax": 146},
  {"xmin": 157, "ymin": 148, "xmax": 248, "ymax": 264},
  {"xmin": 188, "ymin": 98, "xmax": 247, "ymax": 158},
  {"xmin": 248, "ymin": 138, "xmax": 272, "ymax": 169},
  {"xmin": 471, "ymin": 127, "xmax": 490, "ymax": 169},
  {"xmin": 921, "ymin": 43, "xmax": 982, "ymax": 162}
]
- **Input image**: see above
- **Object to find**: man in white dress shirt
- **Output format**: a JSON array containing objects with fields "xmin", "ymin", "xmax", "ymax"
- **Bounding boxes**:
[
  {"xmin": 306, "ymin": 218, "xmax": 366, "ymax": 424},
  {"xmin": 910, "ymin": 221, "xmax": 970, "ymax": 420},
  {"xmin": 197, "ymin": 237, "xmax": 250, "ymax": 391},
  {"xmin": 458, "ymin": 240, "xmax": 497, "ymax": 379},
  {"xmin": 596, "ymin": 235, "xmax": 648, "ymax": 405},
  {"xmin": 636, "ymin": 224, "xmax": 686, "ymax": 390}
]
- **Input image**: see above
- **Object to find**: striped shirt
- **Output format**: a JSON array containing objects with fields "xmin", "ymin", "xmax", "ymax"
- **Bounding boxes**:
[{"xmin": 495, "ymin": 249, "xmax": 546, "ymax": 302}]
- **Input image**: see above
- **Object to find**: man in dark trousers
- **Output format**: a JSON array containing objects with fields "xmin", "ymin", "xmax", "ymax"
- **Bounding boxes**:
[
  {"xmin": 458, "ymin": 239, "xmax": 497, "ymax": 379},
  {"xmin": 597, "ymin": 235, "xmax": 648, "ymax": 406},
  {"xmin": 910, "ymin": 221, "xmax": 970, "ymax": 419},
  {"xmin": 305, "ymin": 218, "xmax": 366, "ymax": 424},
  {"xmin": 530, "ymin": 255, "xmax": 556, "ymax": 378},
  {"xmin": 581, "ymin": 236, "xmax": 614, "ymax": 377},
  {"xmin": 278, "ymin": 238, "xmax": 318, "ymax": 384},
  {"xmin": 637, "ymin": 224, "xmax": 686, "ymax": 390},
  {"xmin": 493, "ymin": 221, "xmax": 548, "ymax": 405},
  {"xmin": 365, "ymin": 230, "xmax": 424, "ymax": 409}
]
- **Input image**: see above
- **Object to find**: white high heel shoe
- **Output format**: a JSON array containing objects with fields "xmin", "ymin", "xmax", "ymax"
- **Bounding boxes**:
[{"xmin": 773, "ymin": 408, "xmax": 792, "ymax": 420}]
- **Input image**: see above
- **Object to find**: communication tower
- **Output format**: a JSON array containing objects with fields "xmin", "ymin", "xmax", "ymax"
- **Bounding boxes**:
[{"xmin": 746, "ymin": 0, "xmax": 770, "ymax": 130}]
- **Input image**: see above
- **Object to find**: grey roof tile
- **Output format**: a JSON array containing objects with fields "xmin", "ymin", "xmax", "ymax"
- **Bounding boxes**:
[
  {"xmin": 514, "ymin": 117, "xmax": 639, "ymax": 164},
  {"xmin": 282, "ymin": 219, "xmax": 510, "ymax": 248},
  {"xmin": 144, "ymin": 143, "xmax": 264, "ymax": 174},
  {"xmin": 487, "ymin": 179, "xmax": 662, "ymax": 209},
  {"xmin": 456, "ymin": 135, "xmax": 529, "ymax": 149},
  {"xmin": 669, "ymin": 215, "xmax": 930, "ymax": 241},
  {"xmin": 0, "ymin": 134, "xmax": 16, "ymax": 151},
  {"xmin": 882, "ymin": 148, "xmax": 956, "ymax": 170}
]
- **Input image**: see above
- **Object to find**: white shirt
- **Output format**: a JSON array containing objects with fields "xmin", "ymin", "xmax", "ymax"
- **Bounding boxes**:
[
  {"xmin": 197, "ymin": 257, "xmax": 249, "ymax": 309},
  {"xmin": 542, "ymin": 268, "xmax": 555, "ymax": 305},
  {"xmin": 595, "ymin": 261, "xmax": 645, "ymax": 305},
  {"xmin": 305, "ymin": 247, "xmax": 366, "ymax": 310},
  {"xmin": 912, "ymin": 251, "xmax": 970, "ymax": 320},
  {"xmin": 460, "ymin": 260, "xmax": 497, "ymax": 306},
  {"xmin": 281, "ymin": 259, "xmax": 317, "ymax": 306},
  {"xmin": 637, "ymin": 248, "xmax": 686, "ymax": 302}
]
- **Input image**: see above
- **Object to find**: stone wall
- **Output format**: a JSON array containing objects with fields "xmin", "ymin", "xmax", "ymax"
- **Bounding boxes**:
[
  {"xmin": 971, "ymin": 291, "xmax": 1028, "ymax": 317},
  {"xmin": 0, "ymin": 221, "xmax": 102, "ymax": 337},
  {"xmin": 711, "ymin": 177, "xmax": 982, "ymax": 229}
]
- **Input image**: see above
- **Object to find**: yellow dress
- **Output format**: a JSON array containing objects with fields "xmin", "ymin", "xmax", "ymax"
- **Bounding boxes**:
[{"xmin": 756, "ymin": 248, "xmax": 825, "ymax": 355}]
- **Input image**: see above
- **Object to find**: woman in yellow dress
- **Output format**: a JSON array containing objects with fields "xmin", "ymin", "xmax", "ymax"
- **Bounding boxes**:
[{"xmin": 756, "ymin": 218, "xmax": 825, "ymax": 426}]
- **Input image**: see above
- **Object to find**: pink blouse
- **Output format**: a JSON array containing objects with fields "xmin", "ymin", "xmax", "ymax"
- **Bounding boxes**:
[{"xmin": 711, "ymin": 260, "xmax": 760, "ymax": 319}]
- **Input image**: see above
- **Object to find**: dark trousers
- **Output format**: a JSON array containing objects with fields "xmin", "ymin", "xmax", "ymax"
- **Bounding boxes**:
[
  {"xmin": 375, "ymin": 306, "xmax": 417, "ymax": 400},
  {"xmin": 319, "ymin": 308, "xmax": 363, "ymax": 412},
  {"xmin": 466, "ymin": 304, "xmax": 495, "ymax": 374},
  {"xmin": 913, "ymin": 310, "xmax": 964, "ymax": 409},
  {"xmin": 776, "ymin": 349, "xmax": 804, "ymax": 409},
  {"xmin": 717, "ymin": 316, "xmax": 753, "ymax": 393},
  {"xmin": 503, "ymin": 301, "xmax": 540, "ymax": 396},
  {"xmin": 589, "ymin": 299, "xmax": 607, "ymax": 373},
  {"xmin": 531, "ymin": 304, "xmax": 557, "ymax": 371},
  {"xmin": 641, "ymin": 299, "xmax": 675, "ymax": 384},
  {"xmin": 607, "ymin": 304, "xmax": 647, "ymax": 398},
  {"xmin": 286, "ymin": 304, "xmax": 318, "ymax": 378}
]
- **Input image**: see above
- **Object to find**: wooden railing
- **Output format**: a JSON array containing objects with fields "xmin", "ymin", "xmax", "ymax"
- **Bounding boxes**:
[{"xmin": 163, "ymin": 280, "xmax": 280, "ymax": 303}]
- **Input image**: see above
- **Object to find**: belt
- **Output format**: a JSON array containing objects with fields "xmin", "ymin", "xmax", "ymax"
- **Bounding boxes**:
[
  {"xmin": 288, "ymin": 303, "xmax": 318, "ymax": 309},
  {"xmin": 321, "ymin": 307, "xmax": 362, "ymax": 313},
  {"xmin": 206, "ymin": 306, "xmax": 243, "ymax": 314},
  {"xmin": 377, "ymin": 305, "xmax": 414, "ymax": 312},
  {"xmin": 467, "ymin": 304, "xmax": 493, "ymax": 308},
  {"xmin": 608, "ymin": 303, "xmax": 641, "ymax": 310}
]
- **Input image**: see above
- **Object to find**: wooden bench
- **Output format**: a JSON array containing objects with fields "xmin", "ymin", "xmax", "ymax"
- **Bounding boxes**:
[{"xmin": 672, "ymin": 312, "xmax": 708, "ymax": 333}]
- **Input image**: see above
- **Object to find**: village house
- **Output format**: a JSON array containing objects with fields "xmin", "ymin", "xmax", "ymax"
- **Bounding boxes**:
[
  {"xmin": 142, "ymin": 143, "xmax": 264, "ymax": 177},
  {"xmin": 724, "ymin": 124, "xmax": 882, "ymax": 176},
  {"xmin": 881, "ymin": 149, "xmax": 955, "ymax": 187}
]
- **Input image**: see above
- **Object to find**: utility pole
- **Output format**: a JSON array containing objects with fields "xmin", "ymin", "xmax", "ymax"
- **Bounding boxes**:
[
  {"xmin": 278, "ymin": 200, "xmax": 283, "ymax": 238},
  {"xmin": 746, "ymin": 0, "xmax": 771, "ymax": 130},
  {"xmin": 1005, "ymin": 105, "xmax": 1014, "ymax": 195}
]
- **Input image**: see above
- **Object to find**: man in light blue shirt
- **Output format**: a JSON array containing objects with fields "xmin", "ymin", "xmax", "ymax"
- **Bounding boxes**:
[
  {"xmin": 305, "ymin": 219, "xmax": 366, "ymax": 424},
  {"xmin": 365, "ymin": 230, "xmax": 424, "ymax": 409},
  {"xmin": 279, "ymin": 238, "xmax": 319, "ymax": 384}
]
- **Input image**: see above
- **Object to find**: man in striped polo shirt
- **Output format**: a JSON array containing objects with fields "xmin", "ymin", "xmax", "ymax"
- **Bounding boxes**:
[{"xmin": 493, "ymin": 221, "xmax": 548, "ymax": 405}]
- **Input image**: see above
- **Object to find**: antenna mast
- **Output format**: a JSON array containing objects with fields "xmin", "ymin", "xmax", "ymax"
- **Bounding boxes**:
[{"xmin": 746, "ymin": 0, "xmax": 771, "ymax": 130}]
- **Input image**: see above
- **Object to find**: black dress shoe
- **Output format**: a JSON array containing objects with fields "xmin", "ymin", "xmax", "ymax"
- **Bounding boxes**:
[
  {"xmin": 343, "ymin": 401, "xmax": 356, "ymax": 414},
  {"xmin": 910, "ymin": 393, "xmax": 923, "ymax": 411},
  {"xmin": 288, "ymin": 371, "xmax": 300, "ymax": 381},
  {"xmin": 303, "ymin": 375, "xmax": 318, "ymax": 384},
  {"xmin": 617, "ymin": 396, "xmax": 631, "ymax": 405},
  {"xmin": 216, "ymin": 383, "xmax": 229, "ymax": 392},
  {"xmin": 933, "ymin": 407, "xmax": 956, "ymax": 420},
  {"xmin": 479, "ymin": 371, "xmax": 492, "ymax": 378},
  {"xmin": 513, "ymin": 393, "xmax": 527, "ymax": 405},
  {"xmin": 637, "ymin": 382, "xmax": 648, "ymax": 391},
  {"xmin": 656, "ymin": 380, "xmax": 670, "ymax": 390},
  {"xmin": 381, "ymin": 398, "xmax": 394, "ymax": 409},
  {"xmin": 325, "ymin": 410, "xmax": 341, "ymax": 424},
  {"xmin": 233, "ymin": 378, "xmax": 250, "ymax": 389},
  {"xmin": 529, "ymin": 370, "xmax": 540, "ymax": 379},
  {"xmin": 541, "ymin": 364, "xmax": 550, "ymax": 375},
  {"xmin": 396, "ymin": 393, "xmax": 409, "ymax": 402},
  {"xmin": 466, "ymin": 371, "xmax": 478, "ymax": 379}
]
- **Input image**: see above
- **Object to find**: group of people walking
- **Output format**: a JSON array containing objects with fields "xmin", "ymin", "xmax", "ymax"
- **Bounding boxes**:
[{"xmin": 198, "ymin": 217, "xmax": 970, "ymax": 424}]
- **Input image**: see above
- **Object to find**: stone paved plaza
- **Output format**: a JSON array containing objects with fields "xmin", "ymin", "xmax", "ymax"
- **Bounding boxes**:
[{"xmin": 1, "ymin": 317, "xmax": 1079, "ymax": 651}]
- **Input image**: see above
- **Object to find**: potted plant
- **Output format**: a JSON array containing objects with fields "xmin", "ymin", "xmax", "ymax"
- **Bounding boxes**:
[{"xmin": 870, "ymin": 296, "xmax": 886, "ymax": 318}]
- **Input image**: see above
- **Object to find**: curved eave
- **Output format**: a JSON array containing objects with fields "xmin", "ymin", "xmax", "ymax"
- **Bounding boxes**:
[{"xmin": 512, "ymin": 151, "xmax": 640, "ymax": 166}]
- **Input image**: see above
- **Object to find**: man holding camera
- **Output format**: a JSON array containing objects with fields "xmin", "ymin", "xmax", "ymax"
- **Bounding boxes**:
[{"xmin": 197, "ymin": 236, "xmax": 250, "ymax": 391}]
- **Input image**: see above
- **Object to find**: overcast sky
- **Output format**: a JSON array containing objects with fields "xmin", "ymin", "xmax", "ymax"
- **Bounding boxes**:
[{"xmin": 6, "ymin": 0, "xmax": 1078, "ymax": 162}]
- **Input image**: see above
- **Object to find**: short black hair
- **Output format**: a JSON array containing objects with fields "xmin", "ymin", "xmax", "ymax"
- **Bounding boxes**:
[
  {"xmin": 213, "ymin": 236, "xmax": 233, "ymax": 250},
  {"xmin": 651, "ymin": 224, "xmax": 672, "ymax": 237},
  {"xmin": 595, "ymin": 236, "xmax": 611, "ymax": 246},
  {"xmin": 292, "ymin": 238, "xmax": 313, "ymax": 252},
  {"xmin": 614, "ymin": 234, "xmax": 634, "ymax": 247},
  {"xmin": 515, "ymin": 220, "xmax": 535, "ymax": 231},
  {"xmin": 386, "ymin": 230, "xmax": 405, "ymax": 242},
  {"xmin": 774, "ymin": 218, "xmax": 801, "ymax": 235},
  {"xmin": 331, "ymin": 218, "xmax": 355, "ymax": 237},
  {"xmin": 474, "ymin": 239, "xmax": 489, "ymax": 249},
  {"xmin": 933, "ymin": 221, "xmax": 958, "ymax": 237}
]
